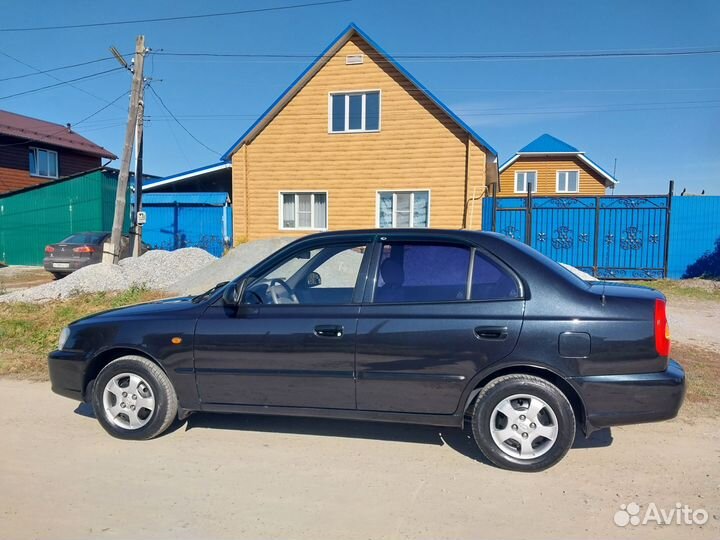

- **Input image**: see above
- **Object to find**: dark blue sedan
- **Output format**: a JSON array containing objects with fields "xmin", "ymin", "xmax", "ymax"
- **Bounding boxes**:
[{"xmin": 48, "ymin": 230, "xmax": 685, "ymax": 471}]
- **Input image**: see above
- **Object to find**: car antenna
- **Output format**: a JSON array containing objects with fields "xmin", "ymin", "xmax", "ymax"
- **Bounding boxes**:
[{"xmin": 601, "ymin": 281, "xmax": 607, "ymax": 307}]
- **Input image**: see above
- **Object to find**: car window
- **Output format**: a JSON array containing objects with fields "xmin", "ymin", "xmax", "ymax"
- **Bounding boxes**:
[
  {"xmin": 248, "ymin": 244, "xmax": 367, "ymax": 305},
  {"xmin": 60, "ymin": 232, "xmax": 108, "ymax": 244},
  {"xmin": 374, "ymin": 242, "xmax": 471, "ymax": 303},
  {"xmin": 470, "ymin": 251, "xmax": 520, "ymax": 300}
]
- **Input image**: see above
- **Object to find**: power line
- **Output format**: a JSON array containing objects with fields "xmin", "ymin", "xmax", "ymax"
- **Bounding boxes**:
[
  {"xmin": 0, "ymin": 55, "xmax": 125, "ymax": 82},
  {"xmin": 147, "ymin": 84, "xmax": 220, "ymax": 156},
  {"xmin": 153, "ymin": 45, "xmax": 720, "ymax": 62},
  {"xmin": 0, "ymin": 67, "xmax": 123, "ymax": 100},
  {"xmin": 0, "ymin": 0, "xmax": 351, "ymax": 32}
]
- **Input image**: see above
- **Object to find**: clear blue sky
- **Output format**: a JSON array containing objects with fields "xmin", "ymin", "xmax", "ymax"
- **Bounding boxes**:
[{"xmin": 1, "ymin": 0, "xmax": 718, "ymax": 194}]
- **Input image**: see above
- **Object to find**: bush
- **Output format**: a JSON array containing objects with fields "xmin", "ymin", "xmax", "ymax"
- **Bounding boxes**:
[{"xmin": 684, "ymin": 237, "xmax": 720, "ymax": 279}]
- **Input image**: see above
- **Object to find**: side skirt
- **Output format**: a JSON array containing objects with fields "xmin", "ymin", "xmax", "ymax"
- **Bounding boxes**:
[{"xmin": 197, "ymin": 402, "xmax": 465, "ymax": 428}]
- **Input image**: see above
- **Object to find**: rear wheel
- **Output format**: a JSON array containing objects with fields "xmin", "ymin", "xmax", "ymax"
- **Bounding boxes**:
[
  {"xmin": 51, "ymin": 272, "xmax": 66, "ymax": 280},
  {"xmin": 471, "ymin": 374, "xmax": 575, "ymax": 472},
  {"xmin": 91, "ymin": 355, "xmax": 177, "ymax": 440}
]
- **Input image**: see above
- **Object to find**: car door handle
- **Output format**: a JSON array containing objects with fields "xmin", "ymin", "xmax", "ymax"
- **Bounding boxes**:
[
  {"xmin": 474, "ymin": 326, "xmax": 508, "ymax": 340},
  {"xmin": 314, "ymin": 325, "xmax": 344, "ymax": 338}
]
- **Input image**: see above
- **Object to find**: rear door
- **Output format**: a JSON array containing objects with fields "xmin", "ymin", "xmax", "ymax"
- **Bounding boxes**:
[{"xmin": 355, "ymin": 238, "xmax": 525, "ymax": 414}]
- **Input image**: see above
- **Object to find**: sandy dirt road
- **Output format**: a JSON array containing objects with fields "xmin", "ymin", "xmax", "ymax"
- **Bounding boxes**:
[{"xmin": 0, "ymin": 379, "xmax": 718, "ymax": 540}]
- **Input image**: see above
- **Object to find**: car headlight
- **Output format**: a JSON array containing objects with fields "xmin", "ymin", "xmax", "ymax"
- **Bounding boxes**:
[{"xmin": 58, "ymin": 327, "xmax": 70, "ymax": 351}]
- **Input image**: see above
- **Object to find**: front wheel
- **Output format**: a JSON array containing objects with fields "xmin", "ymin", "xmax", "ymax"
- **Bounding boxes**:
[
  {"xmin": 471, "ymin": 374, "xmax": 575, "ymax": 472},
  {"xmin": 91, "ymin": 355, "xmax": 178, "ymax": 440}
]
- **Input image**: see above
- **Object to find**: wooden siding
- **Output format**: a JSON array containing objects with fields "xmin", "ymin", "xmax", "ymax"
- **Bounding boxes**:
[
  {"xmin": 498, "ymin": 156, "xmax": 608, "ymax": 197},
  {"xmin": 0, "ymin": 135, "xmax": 101, "ymax": 195},
  {"xmin": 231, "ymin": 35, "xmax": 492, "ymax": 241}
]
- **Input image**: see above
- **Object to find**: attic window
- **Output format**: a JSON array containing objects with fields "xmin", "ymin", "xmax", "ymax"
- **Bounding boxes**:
[
  {"xmin": 29, "ymin": 147, "xmax": 58, "ymax": 179},
  {"xmin": 329, "ymin": 91, "xmax": 381, "ymax": 133},
  {"xmin": 346, "ymin": 54, "xmax": 364, "ymax": 65}
]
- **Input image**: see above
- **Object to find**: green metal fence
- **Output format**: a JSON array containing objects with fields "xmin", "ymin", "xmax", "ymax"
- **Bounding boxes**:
[{"xmin": 0, "ymin": 169, "xmax": 129, "ymax": 266}]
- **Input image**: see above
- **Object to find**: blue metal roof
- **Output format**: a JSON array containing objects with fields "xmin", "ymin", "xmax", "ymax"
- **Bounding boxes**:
[
  {"xmin": 142, "ymin": 192, "xmax": 229, "ymax": 206},
  {"xmin": 518, "ymin": 134, "xmax": 579, "ymax": 154},
  {"xmin": 221, "ymin": 23, "xmax": 497, "ymax": 160}
]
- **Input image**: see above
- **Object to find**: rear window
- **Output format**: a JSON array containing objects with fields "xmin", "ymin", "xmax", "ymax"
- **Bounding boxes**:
[
  {"xmin": 375, "ymin": 242, "xmax": 470, "ymax": 303},
  {"xmin": 60, "ymin": 233, "xmax": 108, "ymax": 245},
  {"xmin": 471, "ymin": 251, "xmax": 520, "ymax": 300}
]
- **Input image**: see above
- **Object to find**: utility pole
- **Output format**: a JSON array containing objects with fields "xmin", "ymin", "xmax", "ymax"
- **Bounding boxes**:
[
  {"xmin": 104, "ymin": 35, "xmax": 146, "ymax": 264},
  {"xmin": 131, "ymin": 80, "xmax": 145, "ymax": 257}
]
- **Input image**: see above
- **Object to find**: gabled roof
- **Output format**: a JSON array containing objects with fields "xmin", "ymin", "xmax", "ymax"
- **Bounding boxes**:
[
  {"xmin": 221, "ymin": 23, "xmax": 497, "ymax": 160},
  {"xmin": 518, "ymin": 133, "xmax": 579, "ymax": 154},
  {"xmin": 499, "ymin": 133, "xmax": 617, "ymax": 185},
  {"xmin": 143, "ymin": 162, "xmax": 231, "ymax": 191},
  {"xmin": 0, "ymin": 109, "xmax": 117, "ymax": 159}
]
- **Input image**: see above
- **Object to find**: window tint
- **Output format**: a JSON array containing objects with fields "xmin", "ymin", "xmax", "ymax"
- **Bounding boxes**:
[
  {"xmin": 374, "ymin": 242, "xmax": 470, "ymax": 303},
  {"xmin": 470, "ymin": 251, "xmax": 520, "ymax": 300}
]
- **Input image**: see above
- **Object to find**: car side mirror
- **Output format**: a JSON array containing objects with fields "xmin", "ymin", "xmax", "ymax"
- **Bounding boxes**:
[
  {"xmin": 306, "ymin": 271, "xmax": 321, "ymax": 288},
  {"xmin": 223, "ymin": 278, "xmax": 249, "ymax": 307}
]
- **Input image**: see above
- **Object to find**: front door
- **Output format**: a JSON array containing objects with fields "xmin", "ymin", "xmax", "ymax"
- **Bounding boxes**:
[
  {"xmin": 194, "ymin": 241, "xmax": 371, "ymax": 409},
  {"xmin": 355, "ymin": 239, "xmax": 524, "ymax": 414}
]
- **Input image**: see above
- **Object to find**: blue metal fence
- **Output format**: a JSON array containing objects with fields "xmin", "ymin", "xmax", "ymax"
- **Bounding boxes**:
[
  {"xmin": 483, "ymin": 187, "xmax": 720, "ymax": 279},
  {"xmin": 142, "ymin": 193, "xmax": 232, "ymax": 257}
]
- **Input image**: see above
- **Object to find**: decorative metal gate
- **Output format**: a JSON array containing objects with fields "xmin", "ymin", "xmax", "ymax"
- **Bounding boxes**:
[{"xmin": 483, "ymin": 182, "xmax": 674, "ymax": 279}]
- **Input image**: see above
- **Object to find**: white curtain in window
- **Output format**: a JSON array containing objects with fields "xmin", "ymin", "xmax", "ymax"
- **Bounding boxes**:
[
  {"xmin": 378, "ymin": 193, "xmax": 393, "ymax": 228},
  {"xmin": 297, "ymin": 193, "xmax": 312, "ymax": 228},
  {"xmin": 282, "ymin": 194, "xmax": 295, "ymax": 228},
  {"xmin": 413, "ymin": 191, "xmax": 429, "ymax": 227},
  {"xmin": 395, "ymin": 193, "xmax": 411, "ymax": 227},
  {"xmin": 314, "ymin": 193, "xmax": 327, "ymax": 229}
]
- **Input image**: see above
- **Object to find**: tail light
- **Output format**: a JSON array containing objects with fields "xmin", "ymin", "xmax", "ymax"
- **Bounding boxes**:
[
  {"xmin": 44, "ymin": 246, "xmax": 54, "ymax": 253},
  {"xmin": 654, "ymin": 299, "xmax": 671, "ymax": 357},
  {"xmin": 72, "ymin": 245, "xmax": 95, "ymax": 253}
]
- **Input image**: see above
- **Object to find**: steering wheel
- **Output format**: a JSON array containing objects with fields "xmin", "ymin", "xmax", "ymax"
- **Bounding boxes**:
[{"xmin": 269, "ymin": 278, "xmax": 299, "ymax": 304}]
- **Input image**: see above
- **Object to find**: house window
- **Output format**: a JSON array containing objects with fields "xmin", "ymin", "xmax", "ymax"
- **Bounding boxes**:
[
  {"xmin": 280, "ymin": 192, "xmax": 327, "ymax": 230},
  {"xmin": 378, "ymin": 191, "xmax": 429, "ymax": 228},
  {"xmin": 514, "ymin": 171, "xmax": 537, "ymax": 193},
  {"xmin": 557, "ymin": 170, "xmax": 579, "ymax": 193},
  {"xmin": 29, "ymin": 147, "xmax": 58, "ymax": 178},
  {"xmin": 329, "ymin": 91, "xmax": 381, "ymax": 133}
]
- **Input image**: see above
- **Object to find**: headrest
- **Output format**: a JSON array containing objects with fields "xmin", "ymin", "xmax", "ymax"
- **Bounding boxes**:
[{"xmin": 380, "ymin": 258, "xmax": 404, "ymax": 287}]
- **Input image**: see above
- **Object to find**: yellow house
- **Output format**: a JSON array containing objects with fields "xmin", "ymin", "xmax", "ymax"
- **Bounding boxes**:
[
  {"xmin": 223, "ymin": 24, "xmax": 498, "ymax": 241},
  {"xmin": 498, "ymin": 134, "xmax": 617, "ymax": 197}
]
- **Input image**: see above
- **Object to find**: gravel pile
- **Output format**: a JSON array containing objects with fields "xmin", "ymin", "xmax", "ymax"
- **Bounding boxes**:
[
  {"xmin": 0, "ymin": 248, "xmax": 216, "ymax": 303},
  {"xmin": 168, "ymin": 237, "xmax": 295, "ymax": 296}
]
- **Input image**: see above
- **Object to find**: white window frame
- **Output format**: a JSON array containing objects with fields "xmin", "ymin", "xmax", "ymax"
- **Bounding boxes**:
[
  {"xmin": 328, "ymin": 90, "xmax": 382, "ymax": 133},
  {"xmin": 556, "ymin": 170, "xmax": 580, "ymax": 193},
  {"xmin": 376, "ymin": 189, "xmax": 431, "ymax": 228},
  {"xmin": 29, "ymin": 147, "xmax": 59, "ymax": 179},
  {"xmin": 514, "ymin": 171, "xmax": 538, "ymax": 194},
  {"xmin": 278, "ymin": 191, "xmax": 329, "ymax": 231}
]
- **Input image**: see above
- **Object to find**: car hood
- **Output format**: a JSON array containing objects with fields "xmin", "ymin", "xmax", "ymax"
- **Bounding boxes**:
[{"xmin": 71, "ymin": 296, "xmax": 200, "ymax": 325}]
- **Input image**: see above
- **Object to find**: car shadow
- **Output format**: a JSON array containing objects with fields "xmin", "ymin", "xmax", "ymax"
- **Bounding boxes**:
[
  {"xmin": 75, "ymin": 403, "xmax": 612, "ymax": 464},
  {"xmin": 183, "ymin": 412, "xmax": 613, "ymax": 466}
]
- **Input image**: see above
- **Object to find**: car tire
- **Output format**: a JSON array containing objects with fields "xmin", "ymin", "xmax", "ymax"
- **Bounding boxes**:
[
  {"xmin": 471, "ymin": 374, "xmax": 575, "ymax": 472},
  {"xmin": 91, "ymin": 355, "xmax": 178, "ymax": 440},
  {"xmin": 51, "ymin": 272, "xmax": 66, "ymax": 280}
]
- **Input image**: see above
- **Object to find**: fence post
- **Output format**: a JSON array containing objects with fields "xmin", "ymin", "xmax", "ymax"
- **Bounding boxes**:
[
  {"xmin": 491, "ymin": 182, "xmax": 497, "ymax": 232},
  {"xmin": 593, "ymin": 196, "xmax": 600, "ymax": 276},
  {"xmin": 663, "ymin": 180, "xmax": 674, "ymax": 278},
  {"xmin": 525, "ymin": 181, "xmax": 533, "ymax": 245}
]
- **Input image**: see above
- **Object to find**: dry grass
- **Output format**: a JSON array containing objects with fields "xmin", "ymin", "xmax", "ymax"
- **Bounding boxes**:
[
  {"xmin": 0, "ymin": 288, "xmax": 170, "ymax": 378},
  {"xmin": 635, "ymin": 279, "xmax": 720, "ymax": 302}
]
